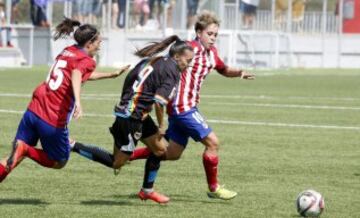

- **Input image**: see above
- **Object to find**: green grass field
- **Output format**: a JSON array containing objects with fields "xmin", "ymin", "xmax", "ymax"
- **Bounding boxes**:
[{"xmin": 0, "ymin": 67, "xmax": 359, "ymax": 218}]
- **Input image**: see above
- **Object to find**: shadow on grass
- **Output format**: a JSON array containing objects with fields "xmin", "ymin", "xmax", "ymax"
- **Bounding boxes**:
[
  {"xmin": 354, "ymin": 173, "xmax": 360, "ymax": 176},
  {"xmin": 82, "ymin": 194, "xmax": 162, "ymax": 207},
  {"xmin": 170, "ymin": 194, "xmax": 233, "ymax": 205},
  {"xmin": 0, "ymin": 198, "xmax": 49, "ymax": 205},
  {"xmin": 111, "ymin": 193, "xmax": 138, "ymax": 200},
  {"xmin": 81, "ymin": 200, "xmax": 134, "ymax": 206},
  {"xmin": 112, "ymin": 193, "xmax": 233, "ymax": 205}
]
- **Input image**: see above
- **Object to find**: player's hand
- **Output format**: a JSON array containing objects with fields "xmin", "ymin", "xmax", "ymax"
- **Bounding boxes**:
[
  {"xmin": 113, "ymin": 65, "xmax": 131, "ymax": 78},
  {"xmin": 73, "ymin": 101, "xmax": 83, "ymax": 120},
  {"xmin": 240, "ymin": 71, "xmax": 255, "ymax": 80}
]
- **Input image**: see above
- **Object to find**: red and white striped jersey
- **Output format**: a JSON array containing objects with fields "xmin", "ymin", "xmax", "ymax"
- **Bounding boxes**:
[{"xmin": 168, "ymin": 39, "xmax": 227, "ymax": 115}]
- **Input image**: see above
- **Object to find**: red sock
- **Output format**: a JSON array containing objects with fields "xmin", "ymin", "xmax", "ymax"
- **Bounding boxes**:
[
  {"xmin": 26, "ymin": 146, "xmax": 56, "ymax": 168},
  {"xmin": 130, "ymin": 147, "xmax": 151, "ymax": 161},
  {"xmin": 0, "ymin": 164, "xmax": 9, "ymax": 182},
  {"xmin": 203, "ymin": 152, "xmax": 219, "ymax": 192}
]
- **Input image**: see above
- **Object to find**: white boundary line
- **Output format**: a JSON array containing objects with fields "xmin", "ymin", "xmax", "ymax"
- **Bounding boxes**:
[
  {"xmin": 1, "ymin": 93, "xmax": 360, "ymax": 102},
  {"xmin": 1, "ymin": 93, "xmax": 359, "ymax": 111},
  {"xmin": 0, "ymin": 109, "xmax": 359, "ymax": 131},
  {"xmin": 205, "ymin": 102, "xmax": 360, "ymax": 110}
]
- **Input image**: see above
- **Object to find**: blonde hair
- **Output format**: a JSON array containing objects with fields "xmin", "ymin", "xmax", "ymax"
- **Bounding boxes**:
[{"xmin": 194, "ymin": 10, "xmax": 220, "ymax": 32}]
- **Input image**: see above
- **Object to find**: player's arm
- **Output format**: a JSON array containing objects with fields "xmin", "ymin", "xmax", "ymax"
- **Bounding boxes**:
[
  {"xmin": 71, "ymin": 69, "xmax": 83, "ymax": 119},
  {"xmin": 88, "ymin": 65, "xmax": 131, "ymax": 80},
  {"xmin": 213, "ymin": 49, "xmax": 255, "ymax": 79},
  {"xmin": 219, "ymin": 67, "xmax": 255, "ymax": 79},
  {"xmin": 154, "ymin": 95, "xmax": 168, "ymax": 136}
]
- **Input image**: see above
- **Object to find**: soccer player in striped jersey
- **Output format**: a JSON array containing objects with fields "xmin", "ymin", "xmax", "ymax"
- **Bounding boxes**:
[
  {"xmin": 131, "ymin": 11, "xmax": 255, "ymax": 203},
  {"xmin": 0, "ymin": 18, "xmax": 130, "ymax": 183},
  {"xmin": 70, "ymin": 35, "xmax": 194, "ymax": 203}
]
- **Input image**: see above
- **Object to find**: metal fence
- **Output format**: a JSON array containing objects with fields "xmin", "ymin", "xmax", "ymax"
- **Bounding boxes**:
[
  {"xmin": 2, "ymin": 0, "xmax": 360, "ymax": 69},
  {"xmin": 2, "ymin": 0, "xmax": 344, "ymax": 34},
  {"xmin": 223, "ymin": 2, "xmax": 339, "ymax": 34}
]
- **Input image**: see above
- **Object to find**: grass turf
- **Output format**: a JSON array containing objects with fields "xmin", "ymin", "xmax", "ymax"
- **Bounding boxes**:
[{"xmin": 0, "ymin": 67, "xmax": 359, "ymax": 217}]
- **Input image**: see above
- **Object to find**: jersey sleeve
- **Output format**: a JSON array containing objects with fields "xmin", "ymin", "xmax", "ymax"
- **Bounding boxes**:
[
  {"xmin": 73, "ymin": 58, "xmax": 96, "ymax": 82},
  {"xmin": 213, "ymin": 48, "xmax": 227, "ymax": 74},
  {"xmin": 154, "ymin": 68, "xmax": 178, "ymax": 106}
]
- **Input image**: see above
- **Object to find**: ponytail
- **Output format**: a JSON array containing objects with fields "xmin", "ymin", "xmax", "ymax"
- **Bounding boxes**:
[
  {"xmin": 54, "ymin": 17, "xmax": 99, "ymax": 47},
  {"xmin": 134, "ymin": 35, "xmax": 181, "ymax": 58},
  {"xmin": 54, "ymin": 18, "xmax": 81, "ymax": 40}
]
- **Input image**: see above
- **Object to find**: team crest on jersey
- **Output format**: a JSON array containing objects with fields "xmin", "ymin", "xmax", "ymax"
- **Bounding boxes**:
[
  {"xmin": 61, "ymin": 50, "xmax": 75, "ymax": 57},
  {"xmin": 133, "ymin": 131, "xmax": 142, "ymax": 140},
  {"xmin": 121, "ymin": 134, "xmax": 136, "ymax": 152}
]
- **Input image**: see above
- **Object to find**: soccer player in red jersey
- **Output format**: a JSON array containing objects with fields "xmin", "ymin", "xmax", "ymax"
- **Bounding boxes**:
[
  {"xmin": 0, "ymin": 18, "xmax": 129, "ymax": 183},
  {"xmin": 131, "ymin": 11, "xmax": 255, "ymax": 203}
]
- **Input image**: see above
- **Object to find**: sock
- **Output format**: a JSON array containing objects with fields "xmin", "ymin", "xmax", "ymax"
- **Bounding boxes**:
[
  {"xmin": 142, "ymin": 153, "xmax": 163, "ymax": 189},
  {"xmin": 203, "ymin": 152, "xmax": 219, "ymax": 192},
  {"xmin": 27, "ymin": 146, "xmax": 56, "ymax": 168},
  {"xmin": 142, "ymin": 188, "xmax": 154, "ymax": 194},
  {"xmin": 130, "ymin": 146, "xmax": 151, "ymax": 161},
  {"xmin": 72, "ymin": 142, "xmax": 114, "ymax": 168},
  {"xmin": 0, "ymin": 164, "xmax": 9, "ymax": 182}
]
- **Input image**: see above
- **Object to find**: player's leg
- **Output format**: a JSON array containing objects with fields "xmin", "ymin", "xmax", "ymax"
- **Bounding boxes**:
[
  {"xmin": 137, "ymin": 116, "xmax": 167, "ymax": 201},
  {"xmin": 200, "ymin": 131, "xmax": 237, "ymax": 200},
  {"xmin": 0, "ymin": 110, "xmax": 41, "ymax": 182},
  {"xmin": 0, "ymin": 110, "xmax": 65, "ymax": 182},
  {"xmin": 201, "ymin": 131, "xmax": 219, "ymax": 192},
  {"xmin": 0, "ymin": 140, "xmax": 30, "ymax": 182},
  {"xmin": 35, "ymin": 111, "xmax": 73, "ymax": 169},
  {"xmin": 71, "ymin": 116, "xmax": 139, "ymax": 169},
  {"xmin": 71, "ymin": 141, "xmax": 114, "ymax": 168},
  {"xmin": 183, "ymin": 109, "xmax": 237, "ymax": 200},
  {"xmin": 129, "ymin": 145, "xmax": 151, "ymax": 161},
  {"xmin": 138, "ymin": 116, "xmax": 187, "ymax": 203},
  {"xmin": 138, "ymin": 143, "xmax": 185, "ymax": 203}
]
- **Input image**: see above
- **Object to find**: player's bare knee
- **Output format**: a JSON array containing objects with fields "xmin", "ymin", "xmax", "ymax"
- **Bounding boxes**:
[
  {"xmin": 206, "ymin": 139, "xmax": 219, "ymax": 152},
  {"xmin": 112, "ymin": 158, "xmax": 126, "ymax": 169},
  {"xmin": 53, "ymin": 161, "xmax": 67, "ymax": 169},
  {"xmin": 112, "ymin": 162, "xmax": 124, "ymax": 169},
  {"xmin": 153, "ymin": 147, "xmax": 166, "ymax": 157},
  {"xmin": 171, "ymin": 153, "xmax": 182, "ymax": 160}
]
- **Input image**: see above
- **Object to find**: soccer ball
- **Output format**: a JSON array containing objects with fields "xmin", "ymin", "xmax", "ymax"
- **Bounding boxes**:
[{"xmin": 296, "ymin": 190, "xmax": 325, "ymax": 217}]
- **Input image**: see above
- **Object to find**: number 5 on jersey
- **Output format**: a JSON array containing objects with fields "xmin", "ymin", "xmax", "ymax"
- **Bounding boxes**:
[{"xmin": 46, "ymin": 60, "xmax": 67, "ymax": 91}]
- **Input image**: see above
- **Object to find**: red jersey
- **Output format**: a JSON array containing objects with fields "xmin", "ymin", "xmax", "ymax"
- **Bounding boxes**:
[
  {"xmin": 168, "ymin": 39, "xmax": 227, "ymax": 115},
  {"xmin": 28, "ymin": 45, "xmax": 95, "ymax": 128}
]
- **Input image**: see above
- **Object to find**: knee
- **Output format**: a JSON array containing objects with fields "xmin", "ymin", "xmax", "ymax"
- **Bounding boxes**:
[
  {"xmin": 112, "ymin": 161, "xmax": 125, "ymax": 170},
  {"xmin": 152, "ymin": 146, "xmax": 167, "ymax": 158},
  {"xmin": 112, "ymin": 157, "xmax": 127, "ymax": 169},
  {"xmin": 206, "ymin": 137, "xmax": 220, "ymax": 152},
  {"xmin": 52, "ymin": 160, "xmax": 67, "ymax": 169},
  {"xmin": 168, "ymin": 152, "xmax": 181, "ymax": 161}
]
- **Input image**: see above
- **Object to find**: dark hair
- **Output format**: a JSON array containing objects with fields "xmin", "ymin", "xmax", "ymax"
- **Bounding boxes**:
[
  {"xmin": 54, "ymin": 18, "xmax": 99, "ymax": 47},
  {"xmin": 134, "ymin": 35, "xmax": 193, "ymax": 58},
  {"xmin": 194, "ymin": 10, "xmax": 220, "ymax": 32}
]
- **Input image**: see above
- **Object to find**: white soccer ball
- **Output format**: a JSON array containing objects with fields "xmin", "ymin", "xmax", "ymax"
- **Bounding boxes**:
[{"xmin": 296, "ymin": 190, "xmax": 325, "ymax": 217}]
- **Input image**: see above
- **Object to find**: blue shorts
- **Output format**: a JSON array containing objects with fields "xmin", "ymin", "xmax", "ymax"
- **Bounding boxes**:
[
  {"xmin": 15, "ymin": 110, "xmax": 70, "ymax": 162},
  {"xmin": 166, "ymin": 108, "xmax": 212, "ymax": 147}
]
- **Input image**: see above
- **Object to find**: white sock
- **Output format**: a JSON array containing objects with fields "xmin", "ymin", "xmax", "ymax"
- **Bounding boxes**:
[{"xmin": 142, "ymin": 188, "xmax": 153, "ymax": 194}]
